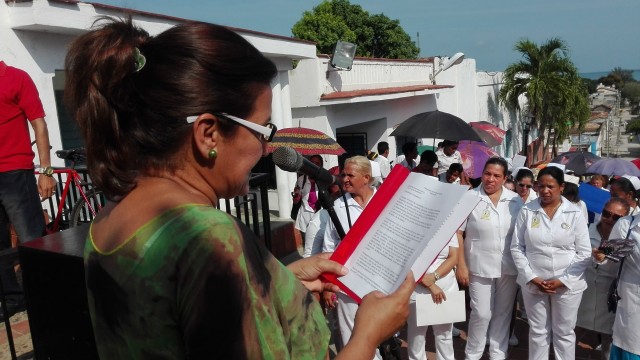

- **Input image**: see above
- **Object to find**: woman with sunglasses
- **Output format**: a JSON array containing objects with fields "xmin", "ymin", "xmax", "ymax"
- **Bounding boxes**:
[
  {"xmin": 456, "ymin": 157, "xmax": 523, "ymax": 360},
  {"xmin": 594, "ymin": 205, "xmax": 640, "ymax": 360},
  {"xmin": 577, "ymin": 198, "xmax": 630, "ymax": 360},
  {"xmin": 514, "ymin": 167, "xmax": 537, "ymax": 204},
  {"xmin": 511, "ymin": 166, "xmax": 592, "ymax": 360},
  {"xmin": 65, "ymin": 18, "xmax": 413, "ymax": 359},
  {"xmin": 609, "ymin": 177, "xmax": 640, "ymax": 215}
]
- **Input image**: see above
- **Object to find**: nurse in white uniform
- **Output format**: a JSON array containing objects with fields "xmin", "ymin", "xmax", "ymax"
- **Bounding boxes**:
[
  {"xmin": 456, "ymin": 157, "xmax": 523, "ymax": 360},
  {"xmin": 598, "ymin": 213, "xmax": 640, "ymax": 359},
  {"xmin": 407, "ymin": 235, "xmax": 459, "ymax": 360},
  {"xmin": 513, "ymin": 167, "xmax": 538, "ymax": 204},
  {"xmin": 511, "ymin": 166, "xmax": 592, "ymax": 360},
  {"xmin": 322, "ymin": 156, "xmax": 379, "ymax": 359}
]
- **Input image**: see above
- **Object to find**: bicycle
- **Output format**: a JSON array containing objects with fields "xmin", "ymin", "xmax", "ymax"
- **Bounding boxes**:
[{"xmin": 35, "ymin": 148, "xmax": 105, "ymax": 232}]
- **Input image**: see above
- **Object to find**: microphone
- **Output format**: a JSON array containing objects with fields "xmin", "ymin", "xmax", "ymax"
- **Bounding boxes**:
[{"xmin": 272, "ymin": 147, "xmax": 339, "ymax": 187}]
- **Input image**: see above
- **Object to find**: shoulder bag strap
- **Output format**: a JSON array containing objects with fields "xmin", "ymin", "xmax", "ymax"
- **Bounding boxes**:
[{"xmin": 615, "ymin": 215, "xmax": 636, "ymax": 287}]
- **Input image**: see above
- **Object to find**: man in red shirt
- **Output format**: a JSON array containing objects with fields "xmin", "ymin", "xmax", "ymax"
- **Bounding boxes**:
[{"xmin": 0, "ymin": 61, "xmax": 56, "ymax": 321}]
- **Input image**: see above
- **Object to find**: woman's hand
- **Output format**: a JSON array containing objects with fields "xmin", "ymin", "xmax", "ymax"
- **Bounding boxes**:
[
  {"xmin": 529, "ymin": 277, "xmax": 552, "ymax": 292},
  {"xmin": 322, "ymin": 291, "xmax": 337, "ymax": 309},
  {"xmin": 593, "ymin": 247, "xmax": 606, "ymax": 263},
  {"xmin": 543, "ymin": 279, "xmax": 566, "ymax": 292},
  {"xmin": 420, "ymin": 273, "xmax": 436, "ymax": 288},
  {"xmin": 455, "ymin": 263, "xmax": 469, "ymax": 287},
  {"xmin": 429, "ymin": 284, "xmax": 446, "ymax": 304},
  {"xmin": 286, "ymin": 253, "xmax": 347, "ymax": 293}
]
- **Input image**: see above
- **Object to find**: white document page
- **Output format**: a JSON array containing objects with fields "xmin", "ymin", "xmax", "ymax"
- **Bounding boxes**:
[
  {"xmin": 416, "ymin": 290, "xmax": 467, "ymax": 326},
  {"xmin": 339, "ymin": 173, "xmax": 479, "ymax": 298}
]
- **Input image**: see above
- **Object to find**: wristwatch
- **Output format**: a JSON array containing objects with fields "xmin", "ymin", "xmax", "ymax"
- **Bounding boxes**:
[
  {"xmin": 42, "ymin": 166, "xmax": 54, "ymax": 177},
  {"xmin": 433, "ymin": 271, "xmax": 440, "ymax": 281}
]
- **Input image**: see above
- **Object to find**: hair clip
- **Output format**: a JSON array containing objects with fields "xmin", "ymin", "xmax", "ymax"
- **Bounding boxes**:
[{"xmin": 133, "ymin": 47, "xmax": 146, "ymax": 72}]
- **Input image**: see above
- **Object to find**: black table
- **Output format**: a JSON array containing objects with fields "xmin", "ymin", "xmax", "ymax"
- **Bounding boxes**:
[{"xmin": 19, "ymin": 224, "xmax": 98, "ymax": 359}]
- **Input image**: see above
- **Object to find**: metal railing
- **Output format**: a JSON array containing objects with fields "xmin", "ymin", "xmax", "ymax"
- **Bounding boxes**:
[
  {"xmin": 43, "ymin": 170, "xmax": 272, "ymax": 250},
  {"xmin": 216, "ymin": 173, "xmax": 272, "ymax": 251}
]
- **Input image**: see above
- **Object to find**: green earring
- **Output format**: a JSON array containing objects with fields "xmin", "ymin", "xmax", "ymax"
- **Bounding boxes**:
[{"xmin": 208, "ymin": 149, "xmax": 217, "ymax": 159}]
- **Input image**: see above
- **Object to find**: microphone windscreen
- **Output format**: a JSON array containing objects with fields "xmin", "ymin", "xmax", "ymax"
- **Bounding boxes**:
[{"xmin": 272, "ymin": 147, "xmax": 303, "ymax": 172}]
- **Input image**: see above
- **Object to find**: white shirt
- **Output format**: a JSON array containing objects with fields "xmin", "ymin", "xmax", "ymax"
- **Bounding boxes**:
[
  {"xmin": 400, "ymin": 158, "xmax": 417, "ymax": 171},
  {"xmin": 323, "ymin": 189, "xmax": 377, "ymax": 252},
  {"xmin": 522, "ymin": 189, "xmax": 538, "ymax": 204},
  {"xmin": 460, "ymin": 186, "xmax": 523, "ymax": 277},
  {"xmin": 303, "ymin": 210, "xmax": 330, "ymax": 258},
  {"xmin": 609, "ymin": 215, "xmax": 640, "ymax": 354},
  {"xmin": 374, "ymin": 155, "xmax": 391, "ymax": 179},
  {"xmin": 609, "ymin": 215, "xmax": 640, "ymax": 286},
  {"xmin": 369, "ymin": 160, "xmax": 382, "ymax": 187},
  {"xmin": 296, "ymin": 175, "xmax": 317, "ymax": 212},
  {"xmin": 510, "ymin": 197, "xmax": 592, "ymax": 292},
  {"xmin": 436, "ymin": 149, "xmax": 462, "ymax": 176}
]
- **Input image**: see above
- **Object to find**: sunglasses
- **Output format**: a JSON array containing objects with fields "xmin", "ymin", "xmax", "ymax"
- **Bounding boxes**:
[
  {"xmin": 601, "ymin": 209, "xmax": 624, "ymax": 222},
  {"xmin": 517, "ymin": 183, "xmax": 533, "ymax": 189},
  {"xmin": 186, "ymin": 113, "xmax": 277, "ymax": 142}
]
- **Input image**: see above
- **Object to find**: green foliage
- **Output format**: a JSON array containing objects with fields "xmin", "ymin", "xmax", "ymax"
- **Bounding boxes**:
[
  {"xmin": 626, "ymin": 117, "xmax": 640, "ymax": 135},
  {"xmin": 498, "ymin": 38, "xmax": 590, "ymax": 158},
  {"xmin": 623, "ymin": 82, "xmax": 640, "ymax": 105},
  {"xmin": 292, "ymin": 0, "xmax": 419, "ymax": 59}
]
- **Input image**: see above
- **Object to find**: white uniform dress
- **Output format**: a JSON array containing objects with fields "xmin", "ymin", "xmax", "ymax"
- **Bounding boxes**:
[
  {"xmin": 407, "ymin": 236, "xmax": 459, "ymax": 360},
  {"xmin": 461, "ymin": 186, "xmax": 523, "ymax": 360},
  {"xmin": 323, "ymin": 189, "xmax": 380, "ymax": 359},
  {"xmin": 294, "ymin": 175, "xmax": 318, "ymax": 233},
  {"xmin": 608, "ymin": 215, "xmax": 640, "ymax": 356},
  {"xmin": 511, "ymin": 197, "xmax": 592, "ymax": 360},
  {"xmin": 576, "ymin": 224, "xmax": 619, "ymax": 360},
  {"xmin": 303, "ymin": 209, "xmax": 330, "ymax": 258},
  {"xmin": 436, "ymin": 149, "xmax": 462, "ymax": 176}
]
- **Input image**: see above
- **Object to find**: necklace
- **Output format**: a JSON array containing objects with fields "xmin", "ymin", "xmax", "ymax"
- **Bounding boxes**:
[{"xmin": 542, "ymin": 200, "xmax": 562, "ymax": 219}]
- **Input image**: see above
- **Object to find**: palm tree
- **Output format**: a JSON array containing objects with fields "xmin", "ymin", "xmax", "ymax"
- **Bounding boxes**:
[{"xmin": 499, "ymin": 38, "xmax": 590, "ymax": 161}]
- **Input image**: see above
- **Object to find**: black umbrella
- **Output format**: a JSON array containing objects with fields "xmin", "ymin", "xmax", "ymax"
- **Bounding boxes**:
[
  {"xmin": 550, "ymin": 151, "xmax": 602, "ymax": 176},
  {"xmin": 390, "ymin": 110, "xmax": 485, "ymax": 143}
]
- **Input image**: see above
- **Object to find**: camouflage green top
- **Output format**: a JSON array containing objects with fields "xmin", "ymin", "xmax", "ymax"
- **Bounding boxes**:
[{"xmin": 84, "ymin": 204, "xmax": 329, "ymax": 359}]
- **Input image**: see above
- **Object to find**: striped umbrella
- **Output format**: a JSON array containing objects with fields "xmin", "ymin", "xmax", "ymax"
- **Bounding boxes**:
[{"xmin": 266, "ymin": 127, "xmax": 346, "ymax": 156}]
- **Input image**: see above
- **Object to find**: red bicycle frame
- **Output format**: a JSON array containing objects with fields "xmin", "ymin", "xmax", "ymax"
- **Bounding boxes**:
[{"xmin": 36, "ymin": 168, "xmax": 99, "ymax": 233}]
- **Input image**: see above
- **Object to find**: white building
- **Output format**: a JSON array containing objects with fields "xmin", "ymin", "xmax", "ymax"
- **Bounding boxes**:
[{"xmin": 2, "ymin": 0, "xmax": 525, "ymax": 219}]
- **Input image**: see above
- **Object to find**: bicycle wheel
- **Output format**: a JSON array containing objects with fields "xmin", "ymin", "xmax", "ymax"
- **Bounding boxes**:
[{"xmin": 70, "ymin": 190, "xmax": 106, "ymax": 227}]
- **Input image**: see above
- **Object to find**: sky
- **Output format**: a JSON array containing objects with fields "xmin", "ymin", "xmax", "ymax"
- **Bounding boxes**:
[{"xmin": 94, "ymin": 0, "xmax": 638, "ymax": 73}]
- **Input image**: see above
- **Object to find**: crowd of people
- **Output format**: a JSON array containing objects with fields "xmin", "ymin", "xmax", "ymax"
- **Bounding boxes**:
[
  {"xmin": 4, "ymin": 15, "xmax": 640, "ymax": 360},
  {"xmin": 296, "ymin": 137, "xmax": 640, "ymax": 360}
]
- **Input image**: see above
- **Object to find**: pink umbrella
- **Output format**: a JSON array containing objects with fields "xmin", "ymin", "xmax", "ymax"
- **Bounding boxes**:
[
  {"xmin": 459, "ymin": 141, "xmax": 499, "ymax": 178},
  {"xmin": 470, "ymin": 121, "xmax": 506, "ymax": 145}
]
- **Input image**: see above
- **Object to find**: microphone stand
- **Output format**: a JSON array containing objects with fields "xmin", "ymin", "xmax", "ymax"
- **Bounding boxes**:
[{"xmin": 317, "ymin": 186, "xmax": 345, "ymax": 240}]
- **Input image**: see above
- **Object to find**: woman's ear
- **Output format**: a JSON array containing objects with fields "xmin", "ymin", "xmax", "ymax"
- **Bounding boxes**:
[{"xmin": 191, "ymin": 113, "xmax": 219, "ymax": 159}]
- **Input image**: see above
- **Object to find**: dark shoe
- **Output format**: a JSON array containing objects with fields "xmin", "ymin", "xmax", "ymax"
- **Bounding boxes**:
[{"xmin": 0, "ymin": 298, "xmax": 26, "ymax": 322}]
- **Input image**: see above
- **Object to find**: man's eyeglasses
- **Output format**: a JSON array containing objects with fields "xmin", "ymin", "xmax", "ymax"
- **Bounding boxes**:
[
  {"xmin": 601, "ymin": 209, "xmax": 624, "ymax": 222},
  {"xmin": 517, "ymin": 183, "xmax": 533, "ymax": 189},
  {"xmin": 186, "ymin": 113, "xmax": 277, "ymax": 142}
]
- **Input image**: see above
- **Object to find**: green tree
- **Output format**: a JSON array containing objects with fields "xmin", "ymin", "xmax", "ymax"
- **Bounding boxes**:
[
  {"xmin": 292, "ymin": 0, "xmax": 419, "ymax": 59},
  {"xmin": 499, "ymin": 38, "xmax": 590, "ymax": 160}
]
